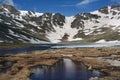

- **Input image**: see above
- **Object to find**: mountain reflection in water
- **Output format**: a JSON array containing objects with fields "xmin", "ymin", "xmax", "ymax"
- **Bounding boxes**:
[{"xmin": 30, "ymin": 59, "xmax": 104, "ymax": 80}]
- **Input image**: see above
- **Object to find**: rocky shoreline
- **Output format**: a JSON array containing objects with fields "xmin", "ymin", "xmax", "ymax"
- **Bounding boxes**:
[{"xmin": 0, "ymin": 47, "xmax": 120, "ymax": 80}]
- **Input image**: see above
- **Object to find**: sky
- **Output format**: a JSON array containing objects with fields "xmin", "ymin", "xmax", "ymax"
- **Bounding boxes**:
[{"xmin": 0, "ymin": 0, "xmax": 120, "ymax": 16}]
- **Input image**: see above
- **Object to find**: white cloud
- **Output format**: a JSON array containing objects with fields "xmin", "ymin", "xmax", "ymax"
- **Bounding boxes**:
[
  {"xmin": 0, "ymin": 0, "xmax": 14, "ymax": 6},
  {"xmin": 62, "ymin": 0, "xmax": 98, "ymax": 7},
  {"xmin": 76, "ymin": 0, "xmax": 97, "ymax": 6}
]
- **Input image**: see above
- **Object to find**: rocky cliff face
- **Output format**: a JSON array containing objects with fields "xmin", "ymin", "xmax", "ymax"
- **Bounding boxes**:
[{"xmin": 0, "ymin": 4, "xmax": 120, "ymax": 43}]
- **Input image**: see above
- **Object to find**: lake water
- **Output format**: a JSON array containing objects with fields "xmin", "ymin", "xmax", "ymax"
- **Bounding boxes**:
[
  {"xmin": 0, "ymin": 43, "xmax": 120, "ymax": 55},
  {"xmin": 0, "ymin": 43, "xmax": 117, "ymax": 79},
  {"xmin": 0, "ymin": 44, "xmax": 52, "ymax": 55},
  {"xmin": 30, "ymin": 59, "xmax": 104, "ymax": 80},
  {"xmin": 51, "ymin": 42, "xmax": 120, "ymax": 48}
]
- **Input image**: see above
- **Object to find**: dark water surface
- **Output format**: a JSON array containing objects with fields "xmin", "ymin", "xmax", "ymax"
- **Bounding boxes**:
[
  {"xmin": 0, "ymin": 44, "xmax": 52, "ymax": 55},
  {"xmin": 30, "ymin": 59, "xmax": 104, "ymax": 80},
  {"xmin": 0, "ymin": 43, "xmax": 120, "ymax": 55}
]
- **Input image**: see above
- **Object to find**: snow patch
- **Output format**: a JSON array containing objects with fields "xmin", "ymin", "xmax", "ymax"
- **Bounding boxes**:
[
  {"xmin": 68, "ymin": 38, "xmax": 83, "ymax": 41},
  {"xmin": 96, "ymin": 39, "xmax": 106, "ymax": 43},
  {"xmin": 19, "ymin": 10, "xmax": 28, "ymax": 16},
  {"xmin": 107, "ymin": 60, "xmax": 120, "ymax": 66},
  {"xmin": 19, "ymin": 10, "xmax": 43, "ymax": 17},
  {"xmin": 46, "ymin": 16, "xmax": 81, "ymax": 43},
  {"xmin": 61, "ymin": 54, "xmax": 73, "ymax": 57},
  {"xmin": 29, "ymin": 21, "xmax": 39, "ymax": 27},
  {"xmin": 0, "ymin": 40, "xmax": 4, "ymax": 42},
  {"xmin": 13, "ymin": 20, "xmax": 24, "ymax": 28},
  {"xmin": 4, "ymin": 8, "xmax": 10, "ymax": 13},
  {"xmin": 96, "ymin": 39, "xmax": 120, "ymax": 43},
  {"xmin": 29, "ymin": 38, "xmax": 48, "ymax": 44}
]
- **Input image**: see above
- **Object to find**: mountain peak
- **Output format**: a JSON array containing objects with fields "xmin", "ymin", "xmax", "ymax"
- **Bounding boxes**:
[
  {"xmin": 0, "ymin": 4, "xmax": 120, "ymax": 43},
  {"xmin": 98, "ymin": 5, "xmax": 120, "ymax": 14},
  {"xmin": 0, "ymin": 4, "xmax": 20, "ymax": 15}
]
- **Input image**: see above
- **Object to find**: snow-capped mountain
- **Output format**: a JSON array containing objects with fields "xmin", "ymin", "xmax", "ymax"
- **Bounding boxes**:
[{"xmin": 0, "ymin": 4, "xmax": 120, "ymax": 43}]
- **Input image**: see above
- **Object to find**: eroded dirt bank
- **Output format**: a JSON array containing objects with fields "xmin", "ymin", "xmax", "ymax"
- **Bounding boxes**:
[{"xmin": 0, "ymin": 47, "xmax": 120, "ymax": 80}]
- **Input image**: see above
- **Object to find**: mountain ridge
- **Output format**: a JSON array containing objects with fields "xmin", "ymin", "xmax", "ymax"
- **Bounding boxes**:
[{"xmin": 0, "ymin": 4, "xmax": 120, "ymax": 43}]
